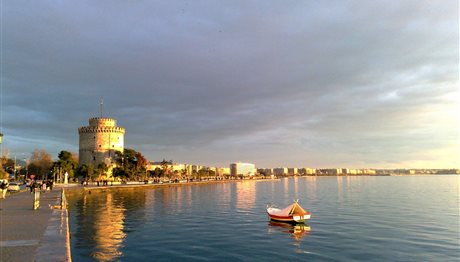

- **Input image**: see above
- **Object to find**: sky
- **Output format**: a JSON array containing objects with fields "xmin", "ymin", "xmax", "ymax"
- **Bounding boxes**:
[{"xmin": 1, "ymin": 0, "xmax": 458, "ymax": 169}]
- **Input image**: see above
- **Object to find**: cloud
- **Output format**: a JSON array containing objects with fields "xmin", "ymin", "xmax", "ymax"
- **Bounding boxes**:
[{"xmin": 2, "ymin": 0, "xmax": 458, "ymax": 168}]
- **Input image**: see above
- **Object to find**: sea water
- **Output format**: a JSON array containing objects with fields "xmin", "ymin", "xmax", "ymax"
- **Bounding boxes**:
[{"xmin": 67, "ymin": 175, "xmax": 459, "ymax": 261}]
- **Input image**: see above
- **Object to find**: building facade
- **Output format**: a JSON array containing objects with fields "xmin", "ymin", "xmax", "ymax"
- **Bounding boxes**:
[
  {"xmin": 273, "ymin": 167, "xmax": 288, "ymax": 176},
  {"xmin": 230, "ymin": 162, "xmax": 256, "ymax": 177},
  {"xmin": 78, "ymin": 117, "xmax": 125, "ymax": 168},
  {"xmin": 287, "ymin": 168, "xmax": 298, "ymax": 176}
]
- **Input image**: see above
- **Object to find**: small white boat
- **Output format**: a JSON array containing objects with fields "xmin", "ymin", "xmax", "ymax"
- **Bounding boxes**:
[{"xmin": 267, "ymin": 200, "xmax": 311, "ymax": 223}]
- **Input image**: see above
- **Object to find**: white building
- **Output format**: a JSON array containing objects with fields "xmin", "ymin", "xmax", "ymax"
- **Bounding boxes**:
[{"xmin": 230, "ymin": 162, "xmax": 256, "ymax": 177}]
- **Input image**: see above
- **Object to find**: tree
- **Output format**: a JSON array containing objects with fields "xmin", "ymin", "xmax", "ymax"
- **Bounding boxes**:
[
  {"xmin": 76, "ymin": 164, "xmax": 95, "ymax": 181},
  {"xmin": 161, "ymin": 159, "xmax": 173, "ymax": 179},
  {"xmin": 192, "ymin": 170, "xmax": 198, "ymax": 180},
  {"xmin": 1, "ymin": 157, "xmax": 15, "ymax": 174},
  {"xmin": 135, "ymin": 151, "xmax": 147, "ymax": 180},
  {"xmin": 0, "ymin": 168, "xmax": 8, "ymax": 179},
  {"xmin": 113, "ymin": 167, "xmax": 128, "ymax": 180},
  {"xmin": 198, "ymin": 169, "xmax": 210, "ymax": 179},
  {"xmin": 52, "ymin": 150, "xmax": 78, "ymax": 182},
  {"xmin": 96, "ymin": 163, "xmax": 109, "ymax": 180},
  {"xmin": 28, "ymin": 149, "xmax": 53, "ymax": 180},
  {"xmin": 149, "ymin": 167, "xmax": 163, "ymax": 179},
  {"xmin": 113, "ymin": 149, "xmax": 148, "ymax": 180},
  {"xmin": 181, "ymin": 169, "xmax": 188, "ymax": 180},
  {"xmin": 209, "ymin": 170, "xmax": 216, "ymax": 177},
  {"xmin": 172, "ymin": 170, "xmax": 180, "ymax": 181}
]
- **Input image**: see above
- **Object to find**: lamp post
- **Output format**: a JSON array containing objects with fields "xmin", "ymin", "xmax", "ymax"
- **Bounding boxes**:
[
  {"xmin": 11, "ymin": 153, "xmax": 29, "ymax": 181},
  {"xmin": 13, "ymin": 155, "xmax": 16, "ymax": 180},
  {"xmin": 23, "ymin": 158, "xmax": 28, "ymax": 181}
]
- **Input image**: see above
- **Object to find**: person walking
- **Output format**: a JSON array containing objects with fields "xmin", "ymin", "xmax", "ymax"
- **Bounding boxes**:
[
  {"xmin": 1, "ymin": 180, "xmax": 8, "ymax": 199},
  {"xmin": 41, "ymin": 181, "xmax": 47, "ymax": 193},
  {"xmin": 33, "ymin": 181, "xmax": 39, "ymax": 193},
  {"xmin": 0, "ymin": 181, "xmax": 5, "ymax": 199}
]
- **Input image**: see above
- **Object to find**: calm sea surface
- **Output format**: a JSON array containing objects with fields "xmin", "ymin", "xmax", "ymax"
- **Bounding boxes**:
[{"xmin": 67, "ymin": 175, "xmax": 459, "ymax": 261}]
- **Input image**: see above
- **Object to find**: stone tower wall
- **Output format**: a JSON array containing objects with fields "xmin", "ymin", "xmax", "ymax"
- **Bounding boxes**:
[{"xmin": 78, "ymin": 117, "xmax": 125, "ymax": 167}]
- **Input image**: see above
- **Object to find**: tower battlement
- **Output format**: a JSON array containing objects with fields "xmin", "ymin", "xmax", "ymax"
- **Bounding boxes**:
[
  {"xmin": 78, "ymin": 126, "xmax": 125, "ymax": 134},
  {"xmin": 89, "ymin": 117, "xmax": 117, "ymax": 127}
]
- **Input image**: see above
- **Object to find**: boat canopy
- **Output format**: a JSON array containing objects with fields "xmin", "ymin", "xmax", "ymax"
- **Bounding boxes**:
[{"xmin": 269, "ymin": 201, "xmax": 308, "ymax": 216}]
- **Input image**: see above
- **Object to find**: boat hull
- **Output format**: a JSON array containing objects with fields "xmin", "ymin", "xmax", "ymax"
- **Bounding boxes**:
[{"xmin": 267, "ymin": 213, "xmax": 311, "ymax": 223}]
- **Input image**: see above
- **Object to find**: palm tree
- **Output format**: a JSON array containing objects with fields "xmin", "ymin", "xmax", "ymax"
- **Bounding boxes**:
[{"xmin": 161, "ymin": 159, "xmax": 172, "ymax": 180}]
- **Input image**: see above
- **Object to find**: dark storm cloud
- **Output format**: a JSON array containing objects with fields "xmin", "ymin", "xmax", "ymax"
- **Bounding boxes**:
[{"xmin": 2, "ymin": 0, "xmax": 458, "ymax": 168}]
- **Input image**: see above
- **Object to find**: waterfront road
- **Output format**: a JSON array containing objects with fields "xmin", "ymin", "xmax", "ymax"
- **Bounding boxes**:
[{"xmin": 0, "ymin": 188, "xmax": 69, "ymax": 262}]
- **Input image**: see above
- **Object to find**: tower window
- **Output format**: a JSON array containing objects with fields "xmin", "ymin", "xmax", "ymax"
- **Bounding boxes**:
[
  {"xmin": 99, "ymin": 145, "xmax": 101, "ymax": 148},
  {"xmin": 93, "ymin": 156, "xmax": 96, "ymax": 161}
]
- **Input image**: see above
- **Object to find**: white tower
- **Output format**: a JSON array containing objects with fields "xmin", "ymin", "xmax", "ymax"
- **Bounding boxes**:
[{"xmin": 78, "ymin": 117, "xmax": 125, "ymax": 168}]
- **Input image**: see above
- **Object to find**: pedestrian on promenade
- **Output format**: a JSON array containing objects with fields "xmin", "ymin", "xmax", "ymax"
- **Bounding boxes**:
[
  {"xmin": 0, "ymin": 180, "xmax": 8, "ymax": 199},
  {"xmin": 49, "ymin": 180, "xmax": 53, "ymax": 191},
  {"xmin": 42, "ymin": 181, "xmax": 47, "ymax": 193},
  {"xmin": 29, "ymin": 182, "xmax": 34, "ymax": 193}
]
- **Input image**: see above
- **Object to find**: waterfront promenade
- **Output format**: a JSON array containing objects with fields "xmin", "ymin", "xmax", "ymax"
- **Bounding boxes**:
[{"xmin": 0, "ymin": 187, "xmax": 71, "ymax": 262}]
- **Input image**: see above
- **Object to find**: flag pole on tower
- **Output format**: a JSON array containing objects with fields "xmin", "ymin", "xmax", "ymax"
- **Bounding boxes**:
[{"xmin": 100, "ymin": 97, "xmax": 104, "ymax": 118}]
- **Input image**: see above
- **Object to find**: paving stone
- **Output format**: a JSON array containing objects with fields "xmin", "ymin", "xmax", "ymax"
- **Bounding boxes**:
[{"xmin": 0, "ymin": 188, "xmax": 70, "ymax": 262}]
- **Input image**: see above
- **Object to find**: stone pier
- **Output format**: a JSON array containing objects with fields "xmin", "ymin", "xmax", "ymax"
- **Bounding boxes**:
[{"xmin": 0, "ymin": 187, "xmax": 71, "ymax": 261}]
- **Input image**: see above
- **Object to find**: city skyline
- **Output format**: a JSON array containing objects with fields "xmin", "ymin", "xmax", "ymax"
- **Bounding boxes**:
[{"xmin": 1, "ymin": 1, "xmax": 458, "ymax": 169}]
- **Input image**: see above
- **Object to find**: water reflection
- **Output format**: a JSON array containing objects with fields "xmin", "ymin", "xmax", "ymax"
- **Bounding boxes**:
[
  {"xmin": 293, "ymin": 176, "xmax": 299, "ymax": 197},
  {"xmin": 268, "ymin": 221, "xmax": 311, "ymax": 241},
  {"xmin": 92, "ymin": 193, "xmax": 126, "ymax": 261},
  {"xmin": 337, "ymin": 176, "xmax": 344, "ymax": 204},
  {"xmin": 304, "ymin": 176, "xmax": 317, "ymax": 201},
  {"xmin": 283, "ymin": 178, "xmax": 289, "ymax": 198},
  {"xmin": 69, "ymin": 189, "xmax": 147, "ymax": 261},
  {"xmin": 216, "ymin": 182, "xmax": 232, "ymax": 204},
  {"xmin": 235, "ymin": 181, "xmax": 256, "ymax": 210}
]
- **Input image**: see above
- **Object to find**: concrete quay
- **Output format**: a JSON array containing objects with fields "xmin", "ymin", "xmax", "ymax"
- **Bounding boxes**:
[{"xmin": 0, "ymin": 187, "xmax": 71, "ymax": 262}]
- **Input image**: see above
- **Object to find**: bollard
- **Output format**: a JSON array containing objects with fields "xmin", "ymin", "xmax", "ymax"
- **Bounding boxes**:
[
  {"xmin": 33, "ymin": 190, "xmax": 40, "ymax": 210},
  {"xmin": 60, "ymin": 189, "xmax": 67, "ymax": 209}
]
